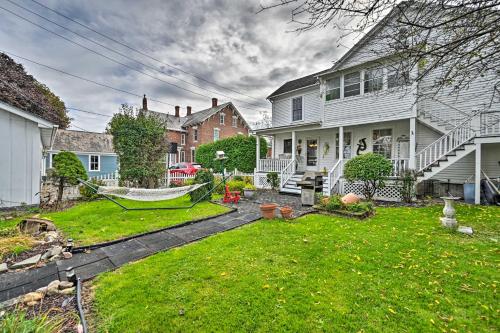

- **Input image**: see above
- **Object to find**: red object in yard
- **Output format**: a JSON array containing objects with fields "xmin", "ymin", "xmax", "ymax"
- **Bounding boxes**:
[
  {"xmin": 223, "ymin": 185, "xmax": 240, "ymax": 204},
  {"xmin": 168, "ymin": 162, "xmax": 202, "ymax": 175}
]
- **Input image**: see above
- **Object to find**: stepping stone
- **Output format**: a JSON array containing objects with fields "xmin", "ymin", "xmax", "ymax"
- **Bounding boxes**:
[
  {"xmin": 458, "ymin": 226, "xmax": 474, "ymax": 235},
  {"xmin": 10, "ymin": 254, "xmax": 41, "ymax": 269},
  {"xmin": 0, "ymin": 263, "xmax": 7, "ymax": 274}
]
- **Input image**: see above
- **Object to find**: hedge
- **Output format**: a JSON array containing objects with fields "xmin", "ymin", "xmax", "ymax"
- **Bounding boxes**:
[{"xmin": 195, "ymin": 135, "xmax": 267, "ymax": 173}]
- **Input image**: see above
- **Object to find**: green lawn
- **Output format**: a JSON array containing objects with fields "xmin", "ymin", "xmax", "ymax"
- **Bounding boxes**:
[
  {"xmin": 91, "ymin": 204, "xmax": 499, "ymax": 332},
  {"xmin": 41, "ymin": 196, "xmax": 230, "ymax": 246}
]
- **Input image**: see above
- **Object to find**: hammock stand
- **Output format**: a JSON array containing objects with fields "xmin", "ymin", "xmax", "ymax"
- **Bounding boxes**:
[{"xmin": 79, "ymin": 174, "xmax": 231, "ymax": 211}]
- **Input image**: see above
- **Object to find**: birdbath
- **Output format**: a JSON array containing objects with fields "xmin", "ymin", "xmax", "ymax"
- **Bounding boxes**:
[{"xmin": 440, "ymin": 196, "xmax": 459, "ymax": 228}]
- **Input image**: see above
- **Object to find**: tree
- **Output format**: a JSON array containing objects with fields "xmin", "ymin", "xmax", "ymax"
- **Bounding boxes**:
[
  {"xmin": 51, "ymin": 151, "xmax": 88, "ymax": 204},
  {"xmin": 107, "ymin": 104, "xmax": 169, "ymax": 188},
  {"xmin": 343, "ymin": 153, "xmax": 393, "ymax": 200},
  {"xmin": 260, "ymin": 1, "xmax": 500, "ymax": 110}
]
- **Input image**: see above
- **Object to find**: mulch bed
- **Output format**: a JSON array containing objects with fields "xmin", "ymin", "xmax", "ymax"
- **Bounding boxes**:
[{"xmin": 2, "ymin": 241, "xmax": 61, "ymax": 266}]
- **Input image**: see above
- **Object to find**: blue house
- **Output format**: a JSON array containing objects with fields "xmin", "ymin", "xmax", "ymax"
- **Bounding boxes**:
[{"xmin": 45, "ymin": 129, "xmax": 118, "ymax": 178}]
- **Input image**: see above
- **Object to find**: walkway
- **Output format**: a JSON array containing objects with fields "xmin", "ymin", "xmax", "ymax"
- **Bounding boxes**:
[{"xmin": 0, "ymin": 210, "xmax": 261, "ymax": 303}]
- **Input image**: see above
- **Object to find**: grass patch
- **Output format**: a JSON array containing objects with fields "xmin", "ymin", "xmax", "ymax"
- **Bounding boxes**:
[
  {"xmin": 91, "ymin": 204, "xmax": 499, "ymax": 332},
  {"xmin": 40, "ymin": 196, "xmax": 230, "ymax": 246},
  {"xmin": 0, "ymin": 235, "xmax": 35, "ymax": 261}
]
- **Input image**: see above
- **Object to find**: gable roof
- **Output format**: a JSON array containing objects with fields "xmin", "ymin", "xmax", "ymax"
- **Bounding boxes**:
[
  {"xmin": 182, "ymin": 102, "xmax": 232, "ymax": 127},
  {"xmin": 267, "ymin": 70, "xmax": 327, "ymax": 99},
  {"xmin": 51, "ymin": 129, "xmax": 115, "ymax": 154}
]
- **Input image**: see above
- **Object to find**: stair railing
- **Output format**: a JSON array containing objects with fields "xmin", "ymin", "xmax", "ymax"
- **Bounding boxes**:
[
  {"xmin": 326, "ymin": 159, "xmax": 344, "ymax": 195},
  {"xmin": 279, "ymin": 158, "xmax": 296, "ymax": 191},
  {"xmin": 416, "ymin": 111, "xmax": 480, "ymax": 172}
]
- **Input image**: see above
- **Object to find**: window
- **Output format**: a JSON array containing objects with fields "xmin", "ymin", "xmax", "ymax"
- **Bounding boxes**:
[
  {"xmin": 220, "ymin": 113, "xmax": 225, "ymax": 125},
  {"xmin": 335, "ymin": 132, "xmax": 352, "ymax": 159},
  {"xmin": 89, "ymin": 155, "xmax": 100, "ymax": 171},
  {"xmin": 193, "ymin": 128, "xmax": 198, "ymax": 141},
  {"xmin": 364, "ymin": 68, "xmax": 383, "ymax": 93},
  {"xmin": 181, "ymin": 133, "xmax": 186, "ymax": 145},
  {"xmin": 191, "ymin": 149, "xmax": 195, "ymax": 162},
  {"xmin": 344, "ymin": 72, "xmax": 360, "ymax": 97},
  {"xmin": 387, "ymin": 69, "xmax": 410, "ymax": 89},
  {"xmin": 325, "ymin": 77, "xmax": 341, "ymax": 101},
  {"xmin": 49, "ymin": 153, "xmax": 57, "ymax": 168},
  {"xmin": 372, "ymin": 129, "xmax": 393, "ymax": 158},
  {"xmin": 232, "ymin": 116, "xmax": 237, "ymax": 127},
  {"xmin": 180, "ymin": 150, "xmax": 185, "ymax": 163},
  {"xmin": 283, "ymin": 139, "xmax": 292, "ymax": 154},
  {"xmin": 292, "ymin": 97, "xmax": 303, "ymax": 121},
  {"xmin": 213, "ymin": 128, "xmax": 220, "ymax": 141}
]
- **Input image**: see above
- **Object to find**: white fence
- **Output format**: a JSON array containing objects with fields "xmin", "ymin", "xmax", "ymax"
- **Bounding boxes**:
[
  {"xmin": 165, "ymin": 168, "xmax": 255, "ymax": 187},
  {"xmin": 90, "ymin": 170, "xmax": 119, "ymax": 186}
]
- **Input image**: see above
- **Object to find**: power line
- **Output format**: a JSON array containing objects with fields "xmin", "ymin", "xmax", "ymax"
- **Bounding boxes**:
[
  {"xmin": 29, "ymin": 0, "xmax": 265, "ymax": 104},
  {"xmin": 7, "ymin": 0, "xmax": 269, "ymax": 110},
  {"xmin": 0, "ymin": 4, "xmax": 269, "ymax": 113},
  {"xmin": 67, "ymin": 107, "xmax": 112, "ymax": 118}
]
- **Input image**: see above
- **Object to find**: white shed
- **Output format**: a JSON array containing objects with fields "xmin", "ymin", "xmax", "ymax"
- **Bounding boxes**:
[{"xmin": 0, "ymin": 100, "xmax": 57, "ymax": 208}]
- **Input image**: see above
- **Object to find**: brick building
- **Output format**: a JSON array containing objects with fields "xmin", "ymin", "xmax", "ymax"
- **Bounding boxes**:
[{"xmin": 142, "ymin": 96, "xmax": 250, "ymax": 165}]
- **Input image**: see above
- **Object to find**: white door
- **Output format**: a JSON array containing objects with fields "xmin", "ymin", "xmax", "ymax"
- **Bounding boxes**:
[{"xmin": 306, "ymin": 138, "xmax": 319, "ymax": 171}]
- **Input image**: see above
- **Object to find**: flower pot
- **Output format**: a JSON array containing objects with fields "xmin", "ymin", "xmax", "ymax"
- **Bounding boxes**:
[
  {"xmin": 243, "ymin": 189, "xmax": 255, "ymax": 198},
  {"xmin": 260, "ymin": 203, "xmax": 278, "ymax": 219},
  {"xmin": 279, "ymin": 206, "xmax": 293, "ymax": 219}
]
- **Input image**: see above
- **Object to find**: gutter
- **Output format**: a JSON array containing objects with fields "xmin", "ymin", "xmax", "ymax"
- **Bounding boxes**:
[{"xmin": 267, "ymin": 83, "xmax": 319, "ymax": 101}]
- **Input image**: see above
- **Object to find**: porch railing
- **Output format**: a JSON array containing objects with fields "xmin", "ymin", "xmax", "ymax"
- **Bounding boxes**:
[
  {"xmin": 326, "ymin": 160, "xmax": 344, "ymax": 195},
  {"xmin": 390, "ymin": 158, "xmax": 410, "ymax": 177},
  {"xmin": 258, "ymin": 158, "xmax": 292, "ymax": 172},
  {"xmin": 279, "ymin": 159, "xmax": 296, "ymax": 190},
  {"xmin": 480, "ymin": 111, "xmax": 500, "ymax": 136}
]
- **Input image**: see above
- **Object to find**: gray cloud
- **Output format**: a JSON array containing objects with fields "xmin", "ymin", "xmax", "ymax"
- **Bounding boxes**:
[{"xmin": 0, "ymin": 0, "xmax": 350, "ymax": 130}]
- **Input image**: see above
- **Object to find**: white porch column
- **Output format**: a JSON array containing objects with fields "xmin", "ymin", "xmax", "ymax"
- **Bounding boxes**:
[
  {"xmin": 475, "ymin": 142, "xmax": 481, "ymax": 204},
  {"xmin": 271, "ymin": 135, "xmax": 275, "ymax": 159},
  {"xmin": 256, "ymin": 134, "xmax": 261, "ymax": 171},
  {"xmin": 409, "ymin": 117, "xmax": 416, "ymax": 170},
  {"xmin": 339, "ymin": 126, "xmax": 344, "ymax": 161},
  {"xmin": 291, "ymin": 131, "xmax": 296, "ymax": 161}
]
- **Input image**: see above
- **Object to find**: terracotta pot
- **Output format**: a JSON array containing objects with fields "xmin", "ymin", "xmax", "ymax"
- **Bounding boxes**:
[
  {"xmin": 260, "ymin": 203, "xmax": 278, "ymax": 219},
  {"xmin": 279, "ymin": 206, "xmax": 293, "ymax": 219}
]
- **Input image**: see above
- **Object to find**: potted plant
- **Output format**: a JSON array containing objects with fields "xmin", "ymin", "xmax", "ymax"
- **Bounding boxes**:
[
  {"xmin": 260, "ymin": 203, "xmax": 278, "ymax": 219},
  {"xmin": 243, "ymin": 183, "xmax": 256, "ymax": 198},
  {"xmin": 279, "ymin": 206, "xmax": 293, "ymax": 219}
]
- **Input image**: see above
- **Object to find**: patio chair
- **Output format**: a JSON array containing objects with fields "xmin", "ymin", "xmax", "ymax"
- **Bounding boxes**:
[{"xmin": 223, "ymin": 184, "xmax": 240, "ymax": 204}]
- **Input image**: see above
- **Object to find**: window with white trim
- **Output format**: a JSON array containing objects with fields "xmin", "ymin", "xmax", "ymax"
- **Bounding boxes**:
[
  {"xmin": 232, "ymin": 116, "xmax": 237, "ymax": 127},
  {"xmin": 364, "ymin": 68, "xmax": 383, "ymax": 93},
  {"xmin": 325, "ymin": 77, "xmax": 341, "ymax": 101},
  {"xmin": 89, "ymin": 155, "xmax": 100, "ymax": 171},
  {"xmin": 372, "ymin": 129, "xmax": 393, "ymax": 158},
  {"xmin": 292, "ymin": 97, "xmax": 303, "ymax": 121},
  {"xmin": 387, "ymin": 69, "xmax": 410, "ymax": 89},
  {"xmin": 181, "ymin": 133, "xmax": 186, "ymax": 145},
  {"xmin": 193, "ymin": 129, "xmax": 198, "ymax": 141},
  {"xmin": 191, "ymin": 149, "xmax": 195, "ymax": 162},
  {"xmin": 344, "ymin": 72, "xmax": 360, "ymax": 97},
  {"xmin": 213, "ymin": 128, "xmax": 220, "ymax": 141},
  {"xmin": 220, "ymin": 113, "xmax": 225, "ymax": 125},
  {"xmin": 335, "ymin": 132, "xmax": 352, "ymax": 159},
  {"xmin": 49, "ymin": 153, "xmax": 57, "ymax": 168},
  {"xmin": 180, "ymin": 150, "xmax": 185, "ymax": 162}
]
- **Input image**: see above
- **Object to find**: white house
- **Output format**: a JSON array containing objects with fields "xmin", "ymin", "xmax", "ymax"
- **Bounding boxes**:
[
  {"xmin": 255, "ymin": 12, "xmax": 500, "ymax": 204},
  {"xmin": 0, "ymin": 100, "xmax": 58, "ymax": 208}
]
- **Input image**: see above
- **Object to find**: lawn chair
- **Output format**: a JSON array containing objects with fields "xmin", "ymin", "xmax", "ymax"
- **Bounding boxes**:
[{"xmin": 223, "ymin": 184, "xmax": 240, "ymax": 204}]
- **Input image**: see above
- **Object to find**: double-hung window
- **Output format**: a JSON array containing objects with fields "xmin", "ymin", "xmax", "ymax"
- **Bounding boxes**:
[
  {"xmin": 89, "ymin": 155, "xmax": 100, "ymax": 171},
  {"xmin": 180, "ymin": 150, "xmax": 185, "ymax": 163},
  {"xmin": 292, "ymin": 97, "xmax": 303, "ymax": 121},
  {"xmin": 213, "ymin": 128, "xmax": 220, "ymax": 141},
  {"xmin": 325, "ymin": 77, "xmax": 341, "ymax": 101},
  {"xmin": 193, "ymin": 129, "xmax": 198, "ymax": 141},
  {"xmin": 343, "ymin": 72, "xmax": 360, "ymax": 97},
  {"xmin": 232, "ymin": 116, "xmax": 237, "ymax": 127},
  {"xmin": 283, "ymin": 139, "xmax": 292, "ymax": 154},
  {"xmin": 181, "ymin": 133, "xmax": 186, "ymax": 145},
  {"xmin": 387, "ymin": 69, "xmax": 410, "ymax": 89},
  {"xmin": 364, "ymin": 68, "xmax": 383, "ymax": 93},
  {"xmin": 220, "ymin": 113, "xmax": 225, "ymax": 125},
  {"xmin": 372, "ymin": 129, "xmax": 393, "ymax": 158},
  {"xmin": 191, "ymin": 149, "xmax": 195, "ymax": 162}
]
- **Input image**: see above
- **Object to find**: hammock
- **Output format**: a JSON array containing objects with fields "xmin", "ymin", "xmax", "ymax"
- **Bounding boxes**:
[{"xmin": 97, "ymin": 183, "xmax": 207, "ymax": 201}]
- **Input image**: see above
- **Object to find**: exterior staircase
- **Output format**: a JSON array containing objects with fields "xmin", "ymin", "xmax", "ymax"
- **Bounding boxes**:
[{"xmin": 279, "ymin": 172, "xmax": 303, "ymax": 195}]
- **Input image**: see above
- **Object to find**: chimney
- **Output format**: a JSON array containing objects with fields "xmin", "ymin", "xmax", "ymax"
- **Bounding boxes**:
[
  {"xmin": 186, "ymin": 106, "xmax": 192, "ymax": 116},
  {"xmin": 211, "ymin": 97, "xmax": 218, "ymax": 108},
  {"xmin": 174, "ymin": 106, "xmax": 180, "ymax": 117},
  {"xmin": 142, "ymin": 94, "xmax": 148, "ymax": 111}
]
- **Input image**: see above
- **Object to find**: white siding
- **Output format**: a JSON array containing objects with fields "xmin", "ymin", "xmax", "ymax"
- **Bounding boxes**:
[
  {"xmin": 0, "ymin": 109, "xmax": 43, "ymax": 207},
  {"xmin": 271, "ymin": 87, "xmax": 321, "ymax": 127},
  {"xmin": 416, "ymin": 122, "xmax": 441, "ymax": 152},
  {"xmin": 324, "ymin": 89, "xmax": 415, "ymax": 127}
]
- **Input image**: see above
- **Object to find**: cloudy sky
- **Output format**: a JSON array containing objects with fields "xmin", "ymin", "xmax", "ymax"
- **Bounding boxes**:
[{"xmin": 0, "ymin": 0, "xmax": 354, "ymax": 132}]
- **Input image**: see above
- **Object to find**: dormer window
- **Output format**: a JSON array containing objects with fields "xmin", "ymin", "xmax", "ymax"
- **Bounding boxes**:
[
  {"xmin": 344, "ymin": 72, "xmax": 360, "ymax": 97},
  {"xmin": 292, "ymin": 97, "xmax": 303, "ymax": 121},
  {"xmin": 364, "ymin": 68, "xmax": 383, "ymax": 93},
  {"xmin": 325, "ymin": 77, "xmax": 341, "ymax": 101}
]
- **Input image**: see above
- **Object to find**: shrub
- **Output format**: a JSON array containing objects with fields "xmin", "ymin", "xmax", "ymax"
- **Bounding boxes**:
[
  {"xmin": 233, "ymin": 175, "xmax": 244, "ymax": 182},
  {"xmin": 243, "ymin": 176, "xmax": 253, "ymax": 185},
  {"xmin": 244, "ymin": 183, "xmax": 256, "ymax": 190},
  {"xmin": 345, "ymin": 201, "xmax": 374, "ymax": 214},
  {"xmin": 226, "ymin": 180, "xmax": 246, "ymax": 193},
  {"xmin": 51, "ymin": 151, "xmax": 88, "ymax": 204},
  {"xmin": 195, "ymin": 135, "xmax": 267, "ymax": 173},
  {"xmin": 79, "ymin": 179, "xmax": 105, "ymax": 200},
  {"xmin": 189, "ymin": 169, "xmax": 214, "ymax": 202},
  {"xmin": 396, "ymin": 169, "xmax": 418, "ymax": 203},
  {"xmin": 343, "ymin": 153, "xmax": 393, "ymax": 201},
  {"xmin": 266, "ymin": 172, "xmax": 279, "ymax": 190},
  {"xmin": 325, "ymin": 195, "xmax": 343, "ymax": 212}
]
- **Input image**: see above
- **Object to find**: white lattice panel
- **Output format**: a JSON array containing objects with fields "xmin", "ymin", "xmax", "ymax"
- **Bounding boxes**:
[
  {"xmin": 341, "ymin": 180, "xmax": 401, "ymax": 202},
  {"xmin": 254, "ymin": 172, "xmax": 281, "ymax": 189}
]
